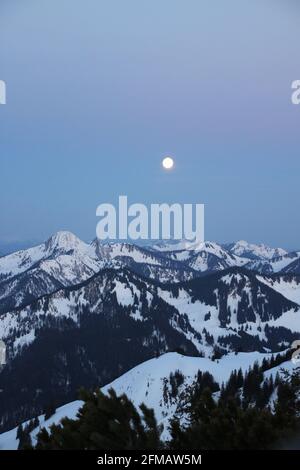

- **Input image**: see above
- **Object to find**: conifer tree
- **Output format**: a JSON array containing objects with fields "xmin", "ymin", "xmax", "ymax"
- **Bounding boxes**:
[{"xmin": 35, "ymin": 388, "xmax": 163, "ymax": 450}]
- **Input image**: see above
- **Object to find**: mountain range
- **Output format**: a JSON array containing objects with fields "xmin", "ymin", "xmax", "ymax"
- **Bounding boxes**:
[
  {"xmin": 0, "ymin": 231, "xmax": 299, "ymax": 436},
  {"xmin": 1, "ymin": 232, "xmax": 300, "ymax": 316}
]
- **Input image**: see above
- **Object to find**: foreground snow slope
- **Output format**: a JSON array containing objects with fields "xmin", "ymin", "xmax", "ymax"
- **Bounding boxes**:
[{"xmin": 0, "ymin": 351, "xmax": 296, "ymax": 450}]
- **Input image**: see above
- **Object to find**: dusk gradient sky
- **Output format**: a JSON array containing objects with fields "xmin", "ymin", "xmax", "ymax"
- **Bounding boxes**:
[{"xmin": 1, "ymin": 0, "xmax": 300, "ymax": 249}]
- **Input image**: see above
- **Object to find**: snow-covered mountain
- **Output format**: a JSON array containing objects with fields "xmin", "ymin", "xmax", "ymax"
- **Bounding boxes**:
[
  {"xmin": 0, "ymin": 232, "xmax": 110, "ymax": 314},
  {"xmin": 0, "ymin": 232, "xmax": 95, "ymax": 281},
  {"xmin": 91, "ymin": 239, "xmax": 197, "ymax": 282},
  {"xmin": 224, "ymin": 240, "xmax": 287, "ymax": 261},
  {"xmin": 0, "ymin": 264, "xmax": 299, "ymax": 432},
  {"xmin": 151, "ymin": 240, "xmax": 300, "ymax": 276},
  {"xmin": 150, "ymin": 239, "xmax": 226, "ymax": 253},
  {"xmin": 0, "ymin": 351, "xmax": 298, "ymax": 450},
  {"xmin": 152, "ymin": 240, "xmax": 300, "ymax": 276},
  {"xmin": 0, "ymin": 232, "xmax": 196, "ymax": 314},
  {"xmin": 158, "ymin": 242, "xmax": 247, "ymax": 273}
]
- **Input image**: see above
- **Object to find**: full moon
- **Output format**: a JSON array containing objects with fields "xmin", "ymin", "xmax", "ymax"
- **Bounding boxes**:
[{"xmin": 162, "ymin": 156, "xmax": 174, "ymax": 170}]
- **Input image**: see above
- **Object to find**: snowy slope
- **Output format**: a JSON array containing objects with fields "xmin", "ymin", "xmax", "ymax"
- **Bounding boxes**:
[
  {"xmin": 258, "ymin": 275, "xmax": 300, "ymax": 305},
  {"xmin": 0, "ymin": 351, "xmax": 297, "ymax": 450},
  {"xmin": 281, "ymin": 254, "xmax": 300, "ymax": 275}
]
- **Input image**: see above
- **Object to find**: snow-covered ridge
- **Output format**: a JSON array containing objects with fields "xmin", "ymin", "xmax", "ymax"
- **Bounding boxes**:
[
  {"xmin": 0, "ymin": 232, "xmax": 296, "ymax": 288},
  {"xmin": 0, "ymin": 351, "xmax": 297, "ymax": 450},
  {"xmin": 151, "ymin": 239, "xmax": 297, "ymax": 275},
  {"xmin": 0, "ymin": 232, "xmax": 196, "ymax": 315},
  {"xmin": 225, "ymin": 240, "xmax": 287, "ymax": 261}
]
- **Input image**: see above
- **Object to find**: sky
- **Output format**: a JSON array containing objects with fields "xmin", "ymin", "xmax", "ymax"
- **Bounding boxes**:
[{"xmin": 0, "ymin": 0, "xmax": 300, "ymax": 250}]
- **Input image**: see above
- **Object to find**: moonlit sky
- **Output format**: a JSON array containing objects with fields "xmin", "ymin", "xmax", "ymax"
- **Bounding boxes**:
[{"xmin": 0, "ymin": 0, "xmax": 300, "ymax": 249}]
